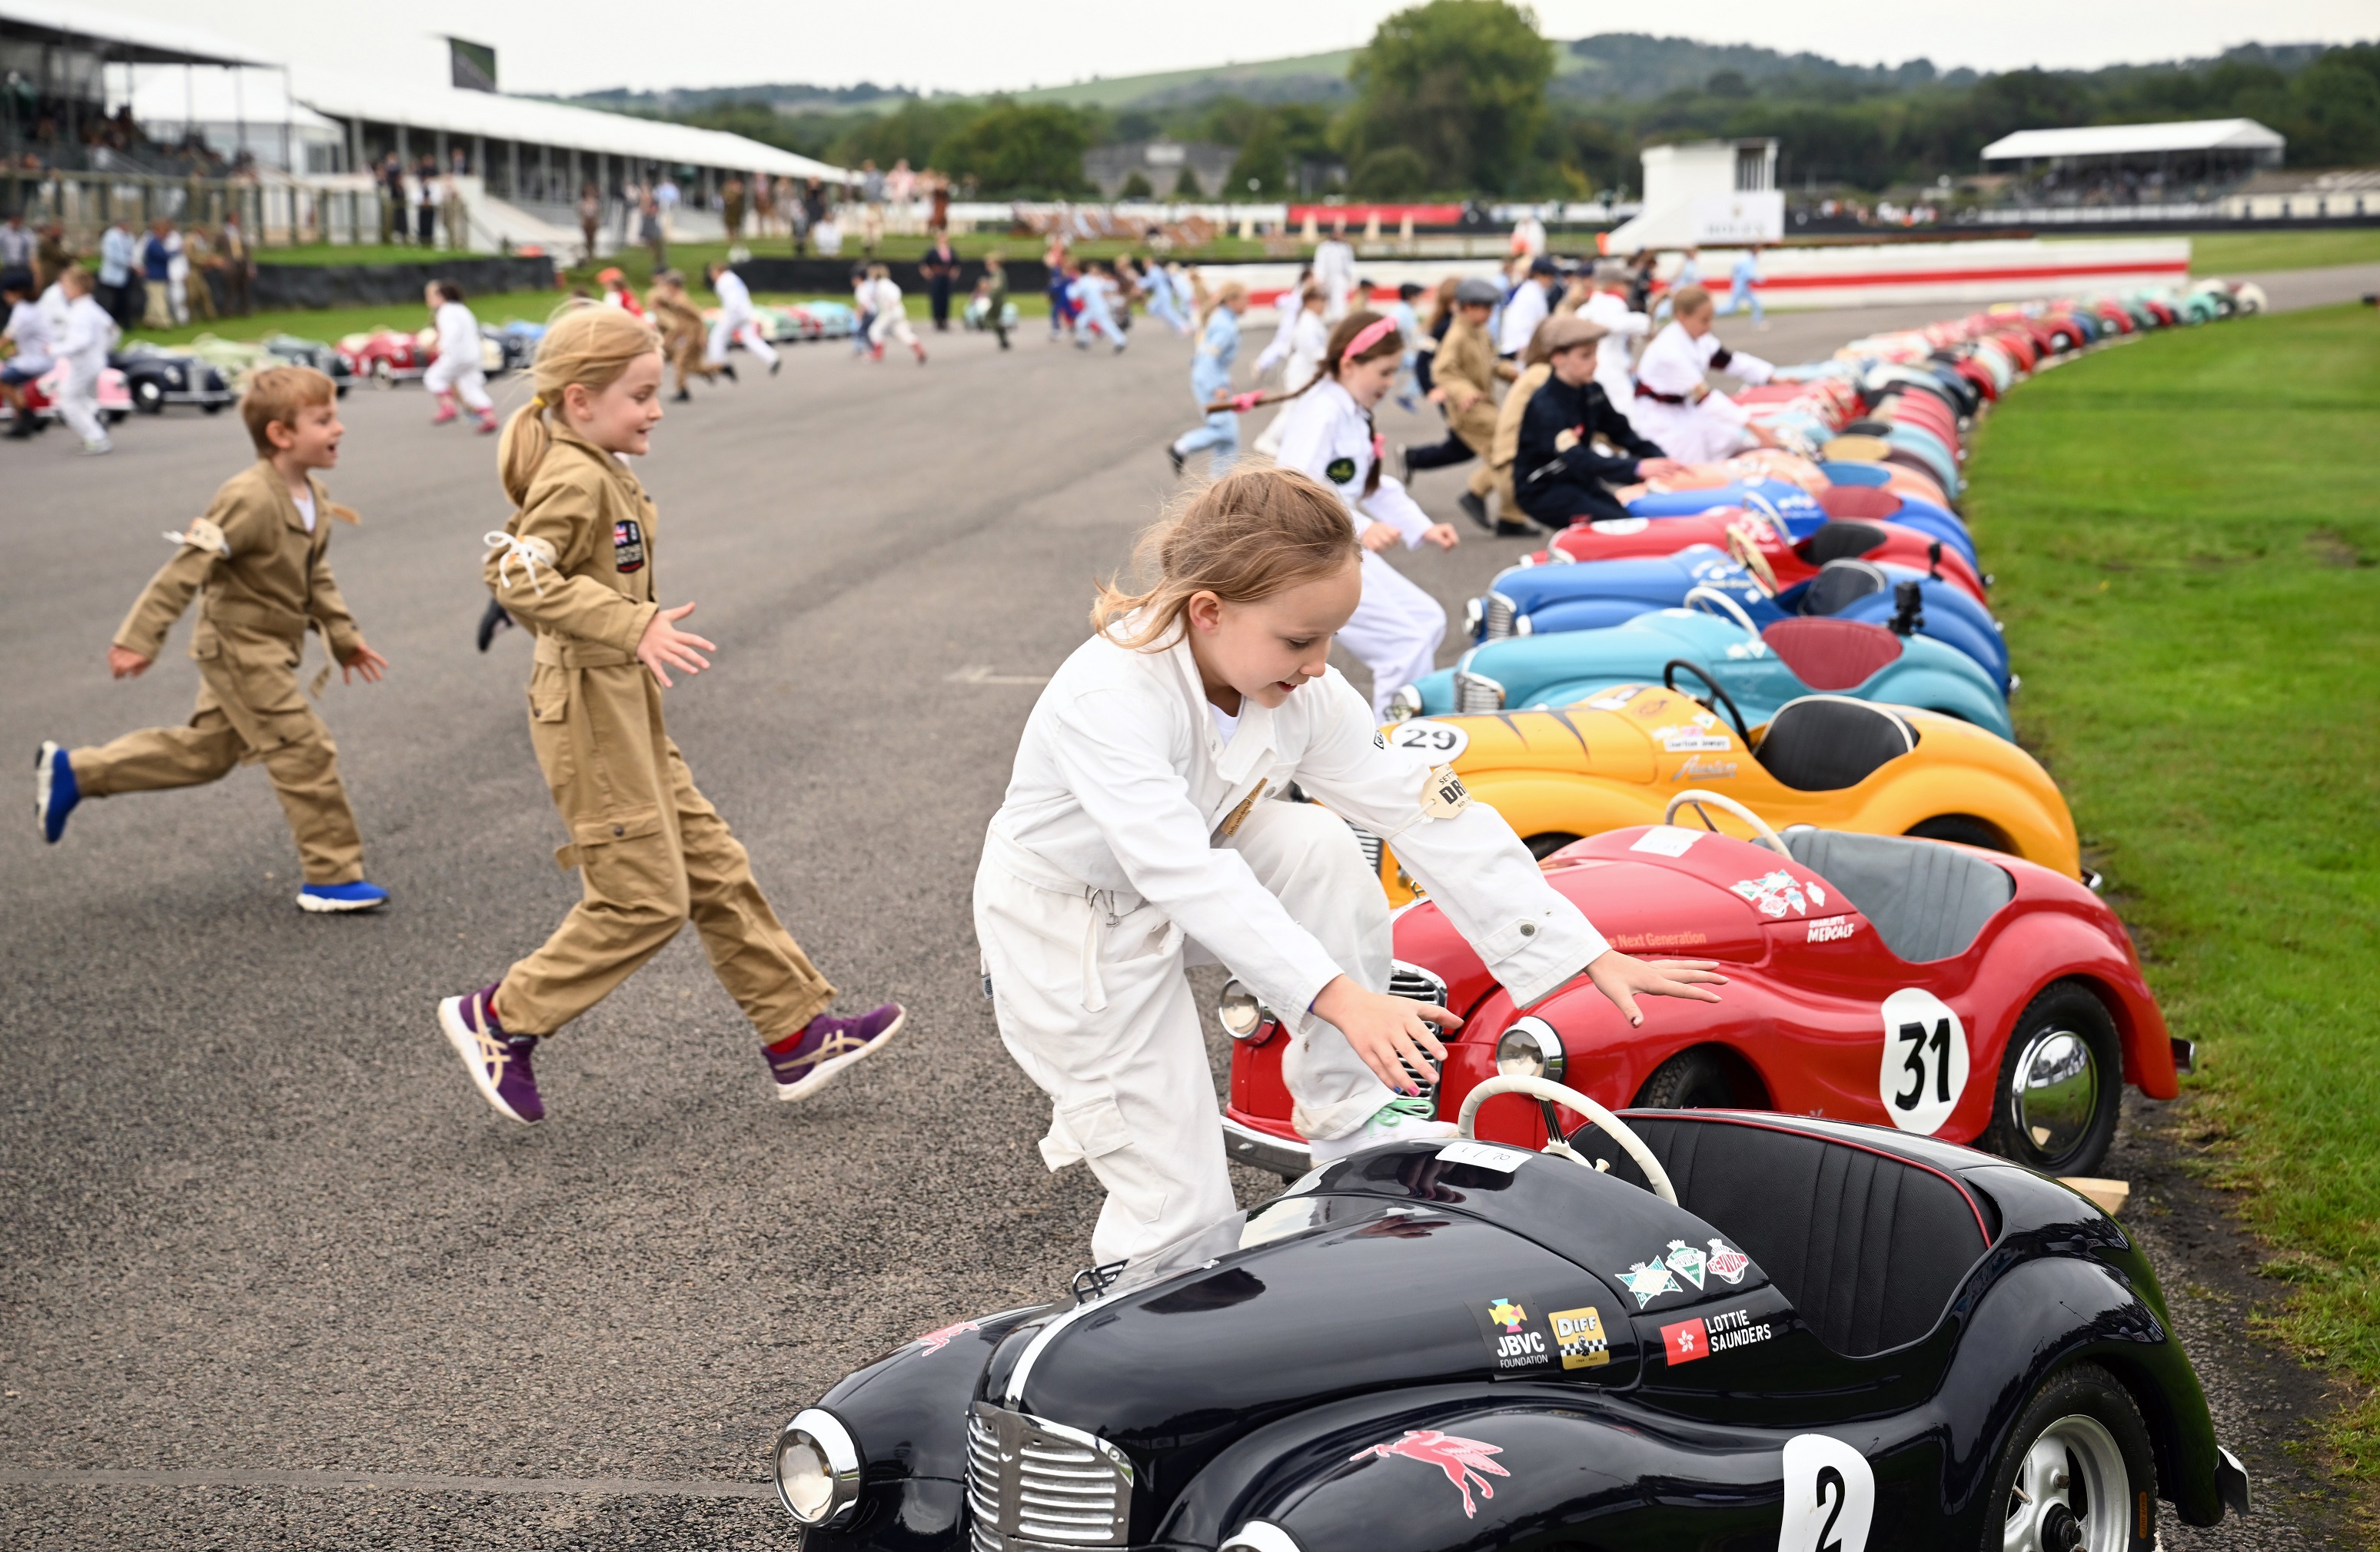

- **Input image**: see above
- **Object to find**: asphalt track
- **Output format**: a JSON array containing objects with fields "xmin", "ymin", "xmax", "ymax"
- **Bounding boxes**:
[{"xmin": 3, "ymin": 264, "xmax": 2369, "ymax": 1549}]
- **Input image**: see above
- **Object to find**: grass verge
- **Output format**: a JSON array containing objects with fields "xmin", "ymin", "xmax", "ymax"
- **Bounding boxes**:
[
  {"xmin": 2183, "ymin": 229, "xmax": 2380, "ymax": 276},
  {"xmin": 1964, "ymin": 304, "xmax": 2380, "ymax": 1493}
]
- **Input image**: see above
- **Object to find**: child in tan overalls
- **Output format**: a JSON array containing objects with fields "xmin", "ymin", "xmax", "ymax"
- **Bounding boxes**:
[
  {"xmin": 36, "ymin": 365, "xmax": 394, "ymax": 912},
  {"xmin": 643, "ymin": 270, "xmax": 714, "ymax": 403},
  {"xmin": 437, "ymin": 302, "xmax": 902, "ymax": 1125}
]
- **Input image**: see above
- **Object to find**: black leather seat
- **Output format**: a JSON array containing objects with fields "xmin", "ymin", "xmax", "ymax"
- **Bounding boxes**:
[
  {"xmin": 1754, "ymin": 696, "xmax": 1915, "ymax": 793},
  {"xmin": 1783, "ymin": 829, "xmax": 2015, "ymax": 962},
  {"xmin": 1800, "ymin": 558, "xmax": 1888, "ymax": 616},
  {"xmin": 1585, "ymin": 1113, "xmax": 1996, "ymax": 1357},
  {"xmin": 1800, "ymin": 520, "xmax": 1887, "ymax": 567}
]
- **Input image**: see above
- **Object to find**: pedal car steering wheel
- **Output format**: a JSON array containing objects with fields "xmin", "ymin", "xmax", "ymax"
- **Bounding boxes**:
[
  {"xmin": 1660, "ymin": 659, "xmax": 1752, "ymax": 744},
  {"xmin": 1664, "ymin": 787, "xmax": 1793, "ymax": 859},
  {"xmin": 1739, "ymin": 490, "xmax": 1798, "ymax": 550},
  {"xmin": 1723, "ymin": 523, "xmax": 1781, "ymax": 597},
  {"xmin": 1458, "ymin": 1075, "xmax": 1679, "ymax": 1206},
  {"xmin": 1681, "ymin": 583, "xmax": 1764, "ymax": 637}
]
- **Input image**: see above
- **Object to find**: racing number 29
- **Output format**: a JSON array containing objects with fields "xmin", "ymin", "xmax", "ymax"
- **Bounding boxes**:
[{"xmin": 1893, "ymin": 1018, "xmax": 1954, "ymax": 1112}]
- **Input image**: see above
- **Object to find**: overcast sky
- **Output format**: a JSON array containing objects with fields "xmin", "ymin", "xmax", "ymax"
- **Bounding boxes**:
[{"xmin": 91, "ymin": 0, "xmax": 2378, "ymax": 98}]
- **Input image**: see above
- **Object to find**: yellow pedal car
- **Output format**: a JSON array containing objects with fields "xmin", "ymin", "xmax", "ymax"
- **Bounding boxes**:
[{"xmin": 1369, "ymin": 674, "xmax": 2082, "ymax": 906}]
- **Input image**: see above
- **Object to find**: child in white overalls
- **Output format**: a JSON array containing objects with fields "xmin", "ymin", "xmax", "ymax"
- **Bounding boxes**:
[
  {"xmin": 423, "ymin": 281, "xmax": 496, "ymax": 434},
  {"xmin": 975, "ymin": 467, "xmax": 1727, "ymax": 1268}
]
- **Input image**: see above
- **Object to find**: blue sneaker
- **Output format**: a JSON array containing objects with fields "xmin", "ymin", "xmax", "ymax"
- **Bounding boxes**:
[
  {"xmin": 35, "ymin": 741, "xmax": 78, "ymax": 844},
  {"xmin": 298, "ymin": 880, "xmax": 390, "ymax": 913}
]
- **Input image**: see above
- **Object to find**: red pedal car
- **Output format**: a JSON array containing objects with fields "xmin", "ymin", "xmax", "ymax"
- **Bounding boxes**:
[
  {"xmin": 1223, "ymin": 797, "xmax": 2182, "ymax": 1183},
  {"xmin": 1537, "ymin": 506, "xmax": 1988, "ymax": 604}
]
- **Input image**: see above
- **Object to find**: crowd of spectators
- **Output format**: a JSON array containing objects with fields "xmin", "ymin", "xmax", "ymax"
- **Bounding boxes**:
[{"xmin": 0, "ymin": 205, "xmax": 254, "ymax": 327}]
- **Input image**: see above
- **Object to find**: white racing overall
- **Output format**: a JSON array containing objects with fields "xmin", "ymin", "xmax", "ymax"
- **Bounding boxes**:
[
  {"xmin": 1274, "ymin": 377, "xmax": 1451, "ymax": 716},
  {"xmin": 1629, "ymin": 321, "xmax": 1776, "ymax": 466},
  {"xmin": 975, "ymin": 626, "xmax": 1609, "ymax": 1266}
]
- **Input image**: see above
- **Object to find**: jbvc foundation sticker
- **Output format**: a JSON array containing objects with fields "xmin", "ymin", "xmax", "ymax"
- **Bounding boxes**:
[{"xmin": 1467, "ymin": 1294, "xmax": 1616, "ymax": 1376}]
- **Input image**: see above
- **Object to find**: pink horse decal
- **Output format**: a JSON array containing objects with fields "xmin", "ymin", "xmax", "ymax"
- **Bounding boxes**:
[
  {"xmin": 1350, "ymin": 1429, "xmax": 1511, "ymax": 1517},
  {"xmin": 912, "ymin": 1321, "xmax": 980, "ymax": 1354}
]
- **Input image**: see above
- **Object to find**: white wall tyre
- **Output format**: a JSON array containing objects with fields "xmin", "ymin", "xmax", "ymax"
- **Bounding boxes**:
[{"xmin": 1983, "ymin": 1362, "xmax": 2157, "ymax": 1552}]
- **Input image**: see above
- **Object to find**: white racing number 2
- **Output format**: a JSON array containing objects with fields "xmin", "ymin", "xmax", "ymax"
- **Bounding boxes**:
[
  {"xmin": 1876, "ymin": 988, "xmax": 1969, "ymax": 1136},
  {"xmin": 1777, "ymin": 1434, "xmax": 1873, "ymax": 1552}
]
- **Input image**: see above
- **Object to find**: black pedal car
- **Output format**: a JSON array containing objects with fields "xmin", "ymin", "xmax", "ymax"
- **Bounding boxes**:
[
  {"xmin": 111, "ymin": 343, "xmax": 233, "ymax": 414},
  {"xmin": 770, "ymin": 1078, "xmax": 2248, "ymax": 1551}
]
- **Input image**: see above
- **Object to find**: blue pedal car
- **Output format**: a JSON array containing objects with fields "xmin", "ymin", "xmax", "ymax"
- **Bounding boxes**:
[
  {"xmin": 1625, "ymin": 480, "xmax": 1977, "ymax": 570},
  {"xmin": 1474, "ymin": 547, "xmax": 2012, "ymax": 691},
  {"xmin": 1397, "ymin": 597, "xmax": 2013, "ymax": 737}
]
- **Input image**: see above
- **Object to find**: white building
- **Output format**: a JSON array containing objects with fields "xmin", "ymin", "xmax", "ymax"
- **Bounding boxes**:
[{"xmin": 1604, "ymin": 138, "xmax": 1783, "ymax": 252}]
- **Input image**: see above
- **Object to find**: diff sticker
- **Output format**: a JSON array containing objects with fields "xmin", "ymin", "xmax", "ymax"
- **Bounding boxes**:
[
  {"xmin": 1551, "ymin": 1305, "xmax": 1610, "ymax": 1368},
  {"xmin": 1325, "ymin": 455, "xmax": 1358, "ymax": 485},
  {"xmin": 1350, "ymin": 1430, "xmax": 1508, "ymax": 1519},
  {"xmin": 612, "ymin": 517, "xmax": 647, "ymax": 573},
  {"xmin": 1878, "ymin": 986, "xmax": 1969, "ymax": 1135},
  {"xmin": 1730, "ymin": 869, "xmax": 1828, "ymax": 919},
  {"xmin": 1391, "ymin": 720, "xmax": 1471, "ymax": 761},
  {"xmin": 1421, "ymin": 764, "xmax": 1473, "ymax": 819},
  {"xmin": 1778, "ymin": 1434, "xmax": 1875, "ymax": 1552},
  {"xmin": 1617, "ymin": 1257, "xmax": 1682, "ymax": 1308},
  {"xmin": 912, "ymin": 1320, "xmax": 980, "ymax": 1354}
]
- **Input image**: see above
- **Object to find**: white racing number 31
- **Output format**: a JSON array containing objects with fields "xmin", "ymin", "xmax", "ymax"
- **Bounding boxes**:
[
  {"xmin": 1876, "ymin": 987, "xmax": 1969, "ymax": 1136},
  {"xmin": 1777, "ymin": 1434, "xmax": 1873, "ymax": 1552}
]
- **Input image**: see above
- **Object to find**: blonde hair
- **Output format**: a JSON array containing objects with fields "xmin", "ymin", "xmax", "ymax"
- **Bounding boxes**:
[
  {"xmin": 1670, "ymin": 283, "xmax": 1714, "ymax": 318},
  {"xmin": 240, "ymin": 364, "xmax": 337, "ymax": 454},
  {"xmin": 1091, "ymin": 467, "xmax": 1360, "ymax": 651},
  {"xmin": 1202, "ymin": 278, "xmax": 1247, "ymax": 322},
  {"xmin": 497, "ymin": 301, "xmax": 661, "ymax": 507}
]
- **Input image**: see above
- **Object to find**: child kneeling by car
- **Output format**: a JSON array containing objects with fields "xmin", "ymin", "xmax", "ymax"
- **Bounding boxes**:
[{"xmin": 974, "ymin": 466, "xmax": 1727, "ymax": 1270}]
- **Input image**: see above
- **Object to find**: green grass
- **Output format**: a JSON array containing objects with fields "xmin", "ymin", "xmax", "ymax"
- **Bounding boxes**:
[
  {"xmin": 1965, "ymin": 307, "xmax": 2380, "ymax": 1487},
  {"xmin": 2184, "ymin": 229, "xmax": 2380, "ymax": 277}
]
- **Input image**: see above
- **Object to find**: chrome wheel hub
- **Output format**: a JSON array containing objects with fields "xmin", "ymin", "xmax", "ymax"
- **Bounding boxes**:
[{"xmin": 2010, "ymin": 1028, "xmax": 2098, "ymax": 1159}]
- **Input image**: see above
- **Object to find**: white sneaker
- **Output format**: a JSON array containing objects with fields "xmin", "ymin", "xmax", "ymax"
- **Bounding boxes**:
[
  {"xmin": 81, "ymin": 440, "xmax": 112, "ymax": 456},
  {"xmin": 1308, "ymin": 1100, "xmax": 1458, "ymax": 1165}
]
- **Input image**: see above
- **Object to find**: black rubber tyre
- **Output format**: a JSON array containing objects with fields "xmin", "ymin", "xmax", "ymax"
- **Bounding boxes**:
[
  {"xmin": 1979, "ymin": 1362, "xmax": 2157, "ymax": 1552},
  {"xmin": 1633, "ymin": 1047, "xmax": 1740, "ymax": 1110},
  {"xmin": 1907, "ymin": 813, "xmax": 2009, "ymax": 852},
  {"xmin": 133, "ymin": 381, "xmax": 163, "ymax": 414},
  {"xmin": 1524, "ymin": 831, "xmax": 1581, "ymax": 862},
  {"xmin": 1983, "ymin": 981, "xmax": 2123, "ymax": 1177}
]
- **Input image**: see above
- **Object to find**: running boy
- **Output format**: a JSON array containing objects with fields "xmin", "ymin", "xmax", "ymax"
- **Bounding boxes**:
[
  {"xmin": 36, "ymin": 365, "xmax": 392, "ymax": 912},
  {"xmin": 2, "ymin": 267, "xmax": 55, "ymax": 438},
  {"xmin": 976, "ymin": 466, "xmax": 1726, "ymax": 1267},
  {"xmin": 424, "ymin": 281, "xmax": 497, "ymax": 434},
  {"xmin": 705, "ymin": 261, "xmax": 779, "ymax": 378},
  {"xmin": 440, "ymin": 303, "xmax": 900, "ymax": 1124}
]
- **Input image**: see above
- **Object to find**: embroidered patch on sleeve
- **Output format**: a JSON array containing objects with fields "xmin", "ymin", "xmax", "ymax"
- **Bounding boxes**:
[
  {"xmin": 1325, "ymin": 455, "xmax": 1358, "ymax": 485},
  {"xmin": 612, "ymin": 517, "xmax": 647, "ymax": 573}
]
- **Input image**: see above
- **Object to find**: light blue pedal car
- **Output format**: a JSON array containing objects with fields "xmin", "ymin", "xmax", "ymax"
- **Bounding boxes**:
[{"xmin": 1401, "ymin": 592, "xmax": 2013, "ymax": 738}]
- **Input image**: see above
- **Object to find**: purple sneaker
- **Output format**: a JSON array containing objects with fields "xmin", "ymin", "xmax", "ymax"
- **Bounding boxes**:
[
  {"xmin": 764, "ymin": 1002, "xmax": 905, "ymax": 1102},
  {"xmin": 438, "ymin": 983, "xmax": 543, "ymax": 1124}
]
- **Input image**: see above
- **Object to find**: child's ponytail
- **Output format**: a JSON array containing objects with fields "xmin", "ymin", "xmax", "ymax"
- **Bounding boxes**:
[
  {"xmin": 497, "ymin": 300, "xmax": 662, "ymax": 509},
  {"xmin": 1092, "ymin": 467, "xmax": 1361, "ymax": 651}
]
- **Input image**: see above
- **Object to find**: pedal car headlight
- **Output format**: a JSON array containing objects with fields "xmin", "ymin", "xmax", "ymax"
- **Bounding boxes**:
[
  {"xmin": 1218, "ymin": 979, "xmax": 1272, "ymax": 1041},
  {"xmin": 1495, "ymin": 1017, "xmax": 1565, "ymax": 1082},
  {"xmin": 773, "ymin": 1407, "xmax": 862, "ymax": 1527},
  {"xmin": 1384, "ymin": 684, "xmax": 1421, "ymax": 723}
]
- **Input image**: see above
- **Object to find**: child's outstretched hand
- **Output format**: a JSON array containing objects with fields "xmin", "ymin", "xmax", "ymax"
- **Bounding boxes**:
[
  {"xmin": 637, "ymin": 601, "xmax": 716, "ymax": 688},
  {"xmin": 107, "ymin": 646, "xmax": 151, "ymax": 680},
  {"xmin": 1584, "ymin": 950, "xmax": 1728, "ymax": 1028},
  {"xmin": 340, "ymin": 640, "xmax": 390, "ymax": 684},
  {"xmin": 1421, "ymin": 522, "xmax": 1459, "ymax": 550},
  {"xmin": 1360, "ymin": 520, "xmax": 1401, "ymax": 553},
  {"xmin": 1312, "ymin": 975, "xmax": 1463, "ymax": 1095}
]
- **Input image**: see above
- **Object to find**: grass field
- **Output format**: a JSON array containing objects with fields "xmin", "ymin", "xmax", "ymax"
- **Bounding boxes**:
[
  {"xmin": 1964, "ymin": 305, "xmax": 2380, "ymax": 1484},
  {"xmin": 2185, "ymin": 229, "xmax": 2380, "ymax": 276}
]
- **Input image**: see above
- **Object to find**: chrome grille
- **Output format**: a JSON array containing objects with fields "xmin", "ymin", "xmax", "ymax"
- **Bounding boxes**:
[
  {"xmin": 1388, "ymin": 960, "xmax": 1448, "ymax": 1111},
  {"xmin": 1483, "ymin": 592, "xmax": 1517, "ymax": 640},
  {"xmin": 1345, "ymin": 819, "xmax": 1384, "ymax": 879},
  {"xmin": 1454, "ymin": 671, "xmax": 1506, "ymax": 714},
  {"xmin": 966, "ymin": 1404, "xmax": 1132, "ymax": 1552}
]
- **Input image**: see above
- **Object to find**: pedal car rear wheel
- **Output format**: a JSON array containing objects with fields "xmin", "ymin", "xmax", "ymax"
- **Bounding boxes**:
[
  {"xmin": 1524, "ymin": 831, "xmax": 1581, "ymax": 862},
  {"xmin": 1906, "ymin": 813, "xmax": 2011, "ymax": 853},
  {"xmin": 1985, "ymin": 982, "xmax": 2122, "ymax": 1177},
  {"xmin": 1982, "ymin": 1362, "xmax": 2156, "ymax": 1552},
  {"xmin": 1633, "ymin": 1047, "xmax": 1750, "ymax": 1110}
]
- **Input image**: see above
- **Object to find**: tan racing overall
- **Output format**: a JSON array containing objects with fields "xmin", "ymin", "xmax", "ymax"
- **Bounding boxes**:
[
  {"xmin": 483, "ymin": 423, "xmax": 835, "ymax": 1039},
  {"xmin": 71, "ymin": 460, "xmax": 367, "ymax": 884}
]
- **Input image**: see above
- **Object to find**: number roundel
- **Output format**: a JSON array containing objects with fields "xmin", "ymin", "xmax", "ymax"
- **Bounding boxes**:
[
  {"xmin": 1777, "ymin": 1434, "xmax": 1873, "ymax": 1552},
  {"xmin": 1391, "ymin": 720, "xmax": 1471, "ymax": 762},
  {"xmin": 1876, "ymin": 988, "xmax": 1969, "ymax": 1136}
]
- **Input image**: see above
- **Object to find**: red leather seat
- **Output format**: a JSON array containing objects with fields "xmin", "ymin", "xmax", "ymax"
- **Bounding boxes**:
[
  {"xmin": 1815, "ymin": 484, "xmax": 1903, "ymax": 521},
  {"xmin": 1760, "ymin": 616, "xmax": 1905, "ymax": 691}
]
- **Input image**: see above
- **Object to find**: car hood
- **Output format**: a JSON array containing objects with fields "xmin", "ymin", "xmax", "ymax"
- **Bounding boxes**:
[{"xmin": 1491, "ymin": 550, "xmax": 1747, "ymax": 618}]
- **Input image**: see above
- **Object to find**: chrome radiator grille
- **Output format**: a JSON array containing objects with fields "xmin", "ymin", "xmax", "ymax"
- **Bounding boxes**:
[
  {"xmin": 1483, "ymin": 592, "xmax": 1517, "ymax": 639},
  {"xmin": 1345, "ymin": 819, "xmax": 1384, "ymax": 879},
  {"xmin": 1388, "ymin": 960, "xmax": 1448, "ymax": 1110},
  {"xmin": 966, "ymin": 1404, "xmax": 1132, "ymax": 1552},
  {"xmin": 1454, "ymin": 671, "xmax": 1506, "ymax": 714}
]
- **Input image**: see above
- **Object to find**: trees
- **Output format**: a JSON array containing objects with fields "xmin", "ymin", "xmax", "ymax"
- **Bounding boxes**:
[
  {"xmin": 929, "ymin": 102, "xmax": 1096, "ymax": 198},
  {"xmin": 1342, "ymin": 0, "xmax": 1552, "ymax": 194}
]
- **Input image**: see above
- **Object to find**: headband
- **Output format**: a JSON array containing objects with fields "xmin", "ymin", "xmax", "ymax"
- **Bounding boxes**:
[{"xmin": 1339, "ymin": 316, "xmax": 1398, "ymax": 364}]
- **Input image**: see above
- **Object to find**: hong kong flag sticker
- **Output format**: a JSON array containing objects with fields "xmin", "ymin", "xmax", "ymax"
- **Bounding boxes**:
[{"xmin": 1660, "ymin": 1317, "xmax": 1709, "ymax": 1365}]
